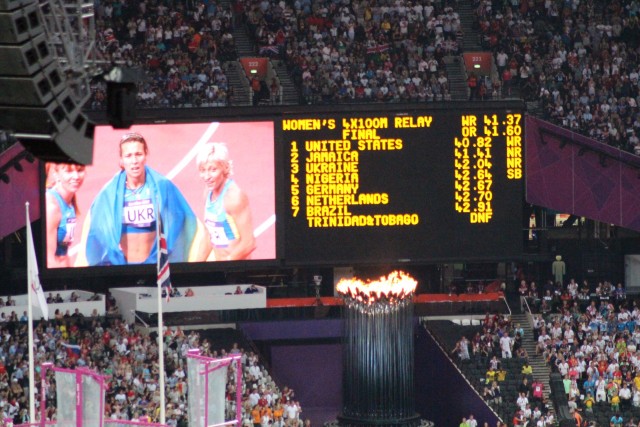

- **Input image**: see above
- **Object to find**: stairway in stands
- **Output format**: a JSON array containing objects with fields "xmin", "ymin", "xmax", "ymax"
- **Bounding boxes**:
[
  {"xmin": 439, "ymin": 0, "xmax": 486, "ymax": 100},
  {"xmin": 271, "ymin": 60, "xmax": 300, "ymax": 105},
  {"xmin": 457, "ymin": 0, "xmax": 483, "ymax": 52},
  {"xmin": 224, "ymin": 61, "xmax": 251, "ymax": 106},
  {"xmin": 510, "ymin": 313, "xmax": 556, "ymax": 418},
  {"xmin": 454, "ymin": 0, "xmax": 526, "ymax": 100},
  {"xmin": 443, "ymin": 56, "xmax": 468, "ymax": 100},
  {"xmin": 225, "ymin": 8, "xmax": 299, "ymax": 105},
  {"xmin": 230, "ymin": 17, "xmax": 256, "ymax": 57},
  {"xmin": 213, "ymin": 0, "xmax": 253, "ymax": 106}
]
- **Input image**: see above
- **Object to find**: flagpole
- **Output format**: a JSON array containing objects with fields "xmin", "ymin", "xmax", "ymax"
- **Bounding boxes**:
[
  {"xmin": 156, "ymin": 216, "xmax": 166, "ymax": 424},
  {"xmin": 26, "ymin": 202, "xmax": 37, "ymax": 424}
]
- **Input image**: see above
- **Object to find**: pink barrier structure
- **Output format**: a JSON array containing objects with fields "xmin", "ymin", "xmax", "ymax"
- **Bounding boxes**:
[
  {"xmin": 39, "ymin": 363, "xmax": 107, "ymax": 427},
  {"xmin": 104, "ymin": 421, "xmax": 168, "ymax": 427},
  {"xmin": 6, "ymin": 421, "xmax": 171, "ymax": 427},
  {"xmin": 3, "ymin": 423, "xmax": 55, "ymax": 427},
  {"xmin": 186, "ymin": 349, "xmax": 242, "ymax": 427}
]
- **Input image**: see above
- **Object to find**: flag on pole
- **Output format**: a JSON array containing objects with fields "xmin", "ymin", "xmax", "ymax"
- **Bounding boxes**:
[
  {"xmin": 157, "ymin": 217, "xmax": 172, "ymax": 302},
  {"xmin": 26, "ymin": 203, "xmax": 49, "ymax": 320}
]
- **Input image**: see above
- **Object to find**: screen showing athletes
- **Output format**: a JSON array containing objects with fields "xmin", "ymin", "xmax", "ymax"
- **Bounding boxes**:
[
  {"xmin": 281, "ymin": 107, "xmax": 524, "ymax": 264},
  {"xmin": 44, "ymin": 121, "xmax": 276, "ymax": 268}
]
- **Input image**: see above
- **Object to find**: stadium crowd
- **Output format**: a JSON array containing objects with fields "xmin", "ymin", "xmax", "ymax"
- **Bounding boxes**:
[
  {"xmin": 448, "ymin": 274, "xmax": 640, "ymax": 427},
  {"xmin": 90, "ymin": 0, "xmax": 236, "ymax": 108},
  {"xmin": 88, "ymin": 0, "xmax": 463, "ymax": 108},
  {"xmin": 240, "ymin": 0, "xmax": 459, "ymax": 103},
  {"xmin": 0, "ymin": 293, "xmax": 305, "ymax": 427},
  {"xmin": 474, "ymin": 0, "xmax": 640, "ymax": 155},
  {"xmin": 514, "ymin": 276, "xmax": 640, "ymax": 427},
  {"xmin": 86, "ymin": 0, "xmax": 640, "ymax": 156},
  {"xmin": 452, "ymin": 307, "xmax": 557, "ymax": 427},
  {"xmin": 528, "ymin": 281, "xmax": 638, "ymax": 425}
]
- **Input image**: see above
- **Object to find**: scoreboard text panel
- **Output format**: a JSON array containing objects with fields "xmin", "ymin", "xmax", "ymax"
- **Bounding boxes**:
[{"xmin": 281, "ymin": 108, "xmax": 524, "ymax": 264}]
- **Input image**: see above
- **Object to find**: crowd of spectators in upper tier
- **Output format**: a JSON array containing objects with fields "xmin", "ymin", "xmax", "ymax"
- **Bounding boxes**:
[
  {"xmin": 474, "ymin": 0, "xmax": 640, "ymax": 155},
  {"xmin": 89, "ymin": 0, "xmax": 237, "ymax": 108},
  {"xmin": 85, "ymin": 0, "xmax": 640, "ymax": 156},
  {"xmin": 240, "ymin": 0, "xmax": 459, "ymax": 103},
  {"xmin": 88, "ymin": 0, "xmax": 461, "ymax": 108}
]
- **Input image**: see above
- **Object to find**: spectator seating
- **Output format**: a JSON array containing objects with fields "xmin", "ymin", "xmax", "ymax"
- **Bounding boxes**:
[
  {"xmin": 88, "ymin": 0, "xmax": 236, "ymax": 109},
  {"xmin": 82, "ymin": 0, "xmax": 640, "ymax": 159},
  {"xmin": 0, "ymin": 314, "xmax": 301, "ymax": 426},
  {"xmin": 426, "ymin": 318, "xmax": 536, "ymax": 424},
  {"xmin": 531, "ymin": 278, "xmax": 639, "ymax": 426},
  {"xmin": 473, "ymin": 0, "xmax": 640, "ymax": 156}
]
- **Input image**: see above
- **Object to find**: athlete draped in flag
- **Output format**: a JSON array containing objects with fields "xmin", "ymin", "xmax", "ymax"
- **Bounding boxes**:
[
  {"xmin": 77, "ymin": 132, "xmax": 210, "ymax": 266},
  {"xmin": 158, "ymin": 217, "xmax": 172, "ymax": 302}
]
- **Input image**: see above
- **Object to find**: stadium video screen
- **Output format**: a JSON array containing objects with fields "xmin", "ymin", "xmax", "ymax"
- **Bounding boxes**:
[
  {"xmin": 43, "ymin": 104, "xmax": 524, "ymax": 269},
  {"xmin": 281, "ymin": 108, "xmax": 524, "ymax": 264},
  {"xmin": 44, "ymin": 121, "xmax": 276, "ymax": 268}
]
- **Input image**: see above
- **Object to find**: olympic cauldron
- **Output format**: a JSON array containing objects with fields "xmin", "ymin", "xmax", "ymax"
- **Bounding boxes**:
[{"xmin": 336, "ymin": 271, "xmax": 421, "ymax": 427}]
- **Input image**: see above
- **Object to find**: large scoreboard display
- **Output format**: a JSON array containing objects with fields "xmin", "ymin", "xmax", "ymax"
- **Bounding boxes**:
[
  {"xmin": 44, "ymin": 103, "xmax": 524, "ymax": 271},
  {"xmin": 281, "ymin": 108, "xmax": 524, "ymax": 264}
]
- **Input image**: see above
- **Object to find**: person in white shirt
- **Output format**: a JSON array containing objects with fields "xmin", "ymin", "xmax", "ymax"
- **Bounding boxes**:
[
  {"xmin": 116, "ymin": 338, "xmax": 128, "ymax": 355},
  {"xmin": 522, "ymin": 404, "xmax": 532, "ymax": 420},
  {"xmin": 467, "ymin": 414, "xmax": 478, "ymax": 427},
  {"xmin": 174, "ymin": 366, "xmax": 185, "ymax": 379},
  {"xmin": 576, "ymin": 357, "xmax": 587, "ymax": 377},
  {"xmin": 628, "ymin": 340, "xmax": 636, "ymax": 353},
  {"xmin": 261, "ymin": 412, "xmax": 272, "ymax": 427},
  {"xmin": 618, "ymin": 308, "xmax": 631, "ymax": 324},
  {"xmin": 619, "ymin": 384, "xmax": 632, "ymax": 409},
  {"xmin": 532, "ymin": 406, "xmax": 542, "ymax": 421},
  {"xmin": 632, "ymin": 388, "xmax": 640, "ymax": 407},
  {"xmin": 551, "ymin": 323, "xmax": 563, "ymax": 340},
  {"xmin": 284, "ymin": 400, "xmax": 302, "ymax": 426},
  {"xmin": 564, "ymin": 326, "xmax": 575, "ymax": 346},
  {"xmin": 248, "ymin": 386, "xmax": 261, "ymax": 408},
  {"xmin": 248, "ymin": 361, "xmax": 262, "ymax": 379},
  {"xmin": 500, "ymin": 335, "xmax": 513, "ymax": 358},
  {"xmin": 556, "ymin": 358, "xmax": 569, "ymax": 377},
  {"xmin": 537, "ymin": 331, "xmax": 551, "ymax": 354},
  {"xmin": 516, "ymin": 392, "xmax": 529, "ymax": 411},
  {"xmin": 596, "ymin": 377, "xmax": 607, "ymax": 402}
]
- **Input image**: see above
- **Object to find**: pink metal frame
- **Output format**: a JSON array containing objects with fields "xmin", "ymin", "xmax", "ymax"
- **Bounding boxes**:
[
  {"xmin": 39, "ymin": 363, "xmax": 106, "ymax": 427},
  {"xmin": 104, "ymin": 421, "xmax": 168, "ymax": 426},
  {"xmin": 5, "ymin": 423, "xmax": 56, "ymax": 427},
  {"xmin": 186, "ymin": 349, "xmax": 242, "ymax": 427}
]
